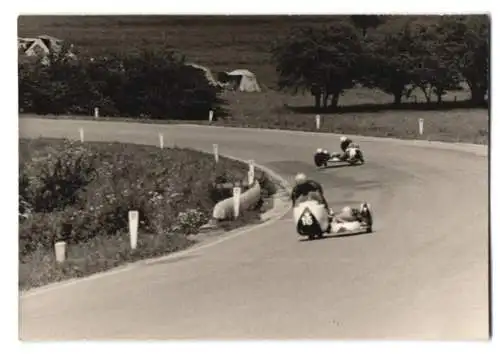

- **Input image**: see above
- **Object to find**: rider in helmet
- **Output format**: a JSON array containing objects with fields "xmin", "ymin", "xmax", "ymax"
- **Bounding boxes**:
[
  {"xmin": 334, "ymin": 206, "xmax": 359, "ymax": 222},
  {"xmin": 339, "ymin": 136, "xmax": 353, "ymax": 160},
  {"xmin": 314, "ymin": 148, "xmax": 330, "ymax": 167},
  {"xmin": 332, "ymin": 204, "xmax": 373, "ymax": 232},
  {"xmin": 291, "ymin": 173, "xmax": 333, "ymax": 218},
  {"xmin": 340, "ymin": 136, "xmax": 353, "ymax": 152},
  {"xmin": 338, "ymin": 136, "xmax": 364, "ymax": 162}
]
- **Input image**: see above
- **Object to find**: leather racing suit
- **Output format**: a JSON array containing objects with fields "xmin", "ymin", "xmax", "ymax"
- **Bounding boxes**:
[{"xmin": 291, "ymin": 179, "xmax": 330, "ymax": 212}]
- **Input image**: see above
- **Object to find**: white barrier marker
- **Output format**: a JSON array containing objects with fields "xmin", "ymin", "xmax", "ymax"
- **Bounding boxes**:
[
  {"xmin": 418, "ymin": 118, "xmax": 424, "ymax": 135},
  {"xmin": 128, "ymin": 210, "xmax": 139, "ymax": 250},
  {"xmin": 248, "ymin": 160, "xmax": 255, "ymax": 185},
  {"xmin": 209, "ymin": 110, "xmax": 214, "ymax": 123},
  {"xmin": 159, "ymin": 133, "xmax": 164, "ymax": 149},
  {"xmin": 233, "ymin": 187, "xmax": 241, "ymax": 219},
  {"xmin": 213, "ymin": 144, "xmax": 219, "ymax": 163},
  {"xmin": 54, "ymin": 241, "xmax": 66, "ymax": 263},
  {"xmin": 79, "ymin": 128, "xmax": 84, "ymax": 143},
  {"xmin": 94, "ymin": 107, "xmax": 99, "ymax": 118},
  {"xmin": 315, "ymin": 114, "xmax": 321, "ymax": 130}
]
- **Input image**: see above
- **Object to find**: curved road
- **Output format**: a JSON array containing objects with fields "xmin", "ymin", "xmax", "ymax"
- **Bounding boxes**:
[{"xmin": 19, "ymin": 118, "xmax": 489, "ymax": 340}]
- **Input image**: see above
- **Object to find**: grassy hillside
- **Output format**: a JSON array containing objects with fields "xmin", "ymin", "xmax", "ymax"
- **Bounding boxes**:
[{"xmin": 17, "ymin": 15, "xmax": 444, "ymax": 87}]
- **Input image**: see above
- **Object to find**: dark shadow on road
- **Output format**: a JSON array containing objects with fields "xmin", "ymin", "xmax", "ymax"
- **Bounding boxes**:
[
  {"xmin": 317, "ymin": 162, "xmax": 365, "ymax": 170},
  {"xmin": 144, "ymin": 254, "xmax": 199, "ymax": 266},
  {"xmin": 281, "ymin": 99, "xmax": 488, "ymax": 115},
  {"xmin": 298, "ymin": 230, "xmax": 375, "ymax": 242}
]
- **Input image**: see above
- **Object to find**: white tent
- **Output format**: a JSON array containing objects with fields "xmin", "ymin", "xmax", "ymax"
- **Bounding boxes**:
[
  {"xmin": 227, "ymin": 69, "xmax": 261, "ymax": 92},
  {"xmin": 18, "ymin": 35, "xmax": 76, "ymax": 64}
]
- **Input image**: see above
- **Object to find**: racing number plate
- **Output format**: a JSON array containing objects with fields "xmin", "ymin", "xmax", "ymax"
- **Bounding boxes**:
[{"xmin": 301, "ymin": 213, "xmax": 313, "ymax": 226}]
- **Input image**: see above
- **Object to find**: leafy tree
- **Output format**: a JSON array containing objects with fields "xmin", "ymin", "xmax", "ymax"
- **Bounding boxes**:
[
  {"xmin": 437, "ymin": 15, "xmax": 489, "ymax": 104},
  {"xmin": 410, "ymin": 21, "xmax": 462, "ymax": 103},
  {"xmin": 361, "ymin": 15, "xmax": 488, "ymax": 105},
  {"xmin": 360, "ymin": 19, "xmax": 421, "ymax": 105},
  {"xmin": 271, "ymin": 21, "xmax": 363, "ymax": 110}
]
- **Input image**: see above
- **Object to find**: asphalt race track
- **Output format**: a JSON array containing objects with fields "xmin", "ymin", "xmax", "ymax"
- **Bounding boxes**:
[{"xmin": 19, "ymin": 118, "xmax": 489, "ymax": 340}]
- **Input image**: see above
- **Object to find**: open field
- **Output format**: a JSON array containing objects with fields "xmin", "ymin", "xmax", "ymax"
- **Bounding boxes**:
[
  {"xmin": 19, "ymin": 138, "xmax": 276, "ymax": 290},
  {"xmin": 18, "ymin": 15, "xmax": 339, "ymax": 84}
]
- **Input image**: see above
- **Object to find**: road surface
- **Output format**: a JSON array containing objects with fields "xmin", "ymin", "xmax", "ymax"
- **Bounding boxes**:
[{"xmin": 19, "ymin": 118, "xmax": 489, "ymax": 340}]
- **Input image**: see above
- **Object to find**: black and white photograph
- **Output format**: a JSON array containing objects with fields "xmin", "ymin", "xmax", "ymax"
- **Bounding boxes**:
[{"xmin": 12, "ymin": 0, "xmax": 493, "ymax": 349}]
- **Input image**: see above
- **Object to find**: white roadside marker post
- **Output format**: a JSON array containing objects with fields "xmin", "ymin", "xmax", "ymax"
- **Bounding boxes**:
[
  {"xmin": 233, "ymin": 187, "xmax": 241, "ymax": 219},
  {"xmin": 79, "ymin": 128, "xmax": 84, "ymax": 143},
  {"xmin": 54, "ymin": 241, "xmax": 66, "ymax": 263},
  {"xmin": 418, "ymin": 118, "xmax": 424, "ymax": 136},
  {"xmin": 128, "ymin": 210, "xmax": 139, "ymax": 250},
  {"xmin": 213, "ymin": 144, "xmax": 219, "ymax": 163},
  {"xmin": 248, "ymin": 160, "xmax": 255, "ymax": 185},
  {"xmin": 315, "ymin": 114, "xmax": 321, "ymax": 130},
  {"xmin": 209, "ymin": 110, "xmax": 214, "ymax": 123},
  {"xmin": 94, "ymin": 107, "xmax": 99, "ymax": 119},
  {"xmin": 159, "ymin": 133, "xmax": 164, "ymax": 149}
]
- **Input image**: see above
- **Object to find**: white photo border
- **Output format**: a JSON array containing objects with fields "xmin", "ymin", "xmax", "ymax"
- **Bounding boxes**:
[{"xmin": 2, "ymin": 2, "xmax": 496, "ymax": 354}]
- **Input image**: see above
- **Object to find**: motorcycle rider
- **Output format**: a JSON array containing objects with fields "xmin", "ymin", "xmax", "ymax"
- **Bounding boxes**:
[
  {"xmin": 332, "ymin": 204, "xmax": 373, "ymax": 232},
  {"xmin": 339, "ymin": 136, "xmax": 364, "ymax": 163},
  {"xmin": 314, "ymin": 148, "xmax": 330, "ymax": 167},
  {"xmin": 340, "ymin": 136, "xmax": 353, "ymax": 153},
  {"xmin": 291, "ymin": 173, "xmax": 333, "ymax": 220},
  {"xmin": 291, "ymin": 173, "xmax": 372, "ymax": 232}
]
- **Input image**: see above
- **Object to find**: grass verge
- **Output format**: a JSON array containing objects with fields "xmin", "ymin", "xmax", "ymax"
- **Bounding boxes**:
[
  {"xmin": 21, "ymin": 95, "xmax": 489, "ymax": 145},
  {"xmin": 19, "ymin": 138, "xmax": 277, "ymax": 290},
  {"xmin": 217, "ymin": 90, "xmax": 489, "ymax": 145}
]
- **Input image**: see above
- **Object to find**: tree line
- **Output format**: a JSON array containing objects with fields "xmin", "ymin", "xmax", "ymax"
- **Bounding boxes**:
[
  {"xmin": 271, "ymin": 15, "xmax": 489, "ymax": 110},
  {"xmin": 18, "ymin": 15, "xmax": 489, "ymax": 119}
]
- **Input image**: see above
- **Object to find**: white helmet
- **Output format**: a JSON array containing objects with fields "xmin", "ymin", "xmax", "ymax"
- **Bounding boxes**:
[
  {"xmin": 316, "ymin": 148, "xmax": 323, "ymax": 153},
  {"xmin": 295, "ymin": 173, "xmax": 307, "ymax": 185},
  {"xmin": 340, "ymin": 136, "xmax": 348, "ymax": 142},
  {"xmin": 322, "ymin": 149, "xmax": 328, "ymax": 154},
  {"xmin": 341, "ymin": 206, "xmax": 352, "ymax": 215}
]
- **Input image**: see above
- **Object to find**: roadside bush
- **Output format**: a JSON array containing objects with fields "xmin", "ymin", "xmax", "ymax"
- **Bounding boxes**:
[
  {"xmin": 19, "ymin": 141, "xmax": 98, "ymax": 213},
  {"xmin": 19, "ymin": 139, "xmax": 275, "ymax": 262},
  {"xmin": 172, "ymin": 208, "xmax": 207, "ymax": 234},
  {"xmin": 18, "ymin": 48, "xmax": 222, "ymax": 119},
  {"xmin": 19, "ymin": 211, "xmax": 66, "ymax": 257},
  {"xmin": 18, "ymin": 55, "xmax": 103, "ymax": 115}
]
